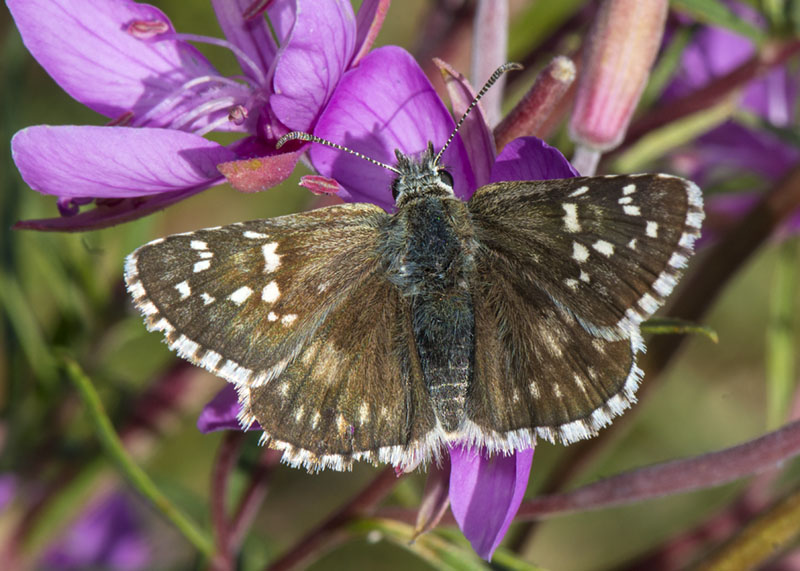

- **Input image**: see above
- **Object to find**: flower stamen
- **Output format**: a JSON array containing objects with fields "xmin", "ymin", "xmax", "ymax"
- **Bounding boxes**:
[
  {"xmin": 167, "ymin": 33, "xmax": 268, "ymax": 86},
  {"xmin": 135, "ymin": 75, "xmax": 250, "ymax": 130}
]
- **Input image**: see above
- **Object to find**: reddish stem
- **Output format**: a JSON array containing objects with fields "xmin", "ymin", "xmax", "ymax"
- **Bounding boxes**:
[
  {"xmin": 210, "ymin": 432, "xmax": 245, "ymax": 571},
  {"xmin": 267, "ymin": 468, "xmax": 401, "ymax": 571}
]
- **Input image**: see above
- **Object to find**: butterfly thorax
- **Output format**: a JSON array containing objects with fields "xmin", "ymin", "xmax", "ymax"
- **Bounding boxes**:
[
  {"xmin": 391, "ymin": 145, "xmax": 454, "ymax": 207},
  {"xmin": 381, "ymin": 155, "xmax": 477, "ymax": 434}
]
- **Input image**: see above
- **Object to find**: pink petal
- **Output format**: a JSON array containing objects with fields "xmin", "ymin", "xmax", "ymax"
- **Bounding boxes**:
[
  {"xmin": 198, "ymin": 385, "xmax": 259, "ymax": 433},
  {"xmin": 270, "ymin": 0, "xmax": 357, "ymax": 132},
  {"xmin": 12, "ymin": 125, "xmax": 235, "ymax": 198},
  {"xmin": 211, "ymin": 0, "xmax": 277, "ymax": 81},
  {"xmin": 311, "ymin": 46, "xmax": 474, "ymax": 209},
  {"xmin": 449, "ymin": 445, "xmax": 535, "ymax": 560},
  {"xmin": 217, "ymin": 150, "xmax": 302, "ymax": 192},
  {"xmin": 7, "ymin": 0, "xmax": 218, "ymax": 126},
  {"xmin": 14, "ymin": 187, "xmax": 209, "ymax": 232}
]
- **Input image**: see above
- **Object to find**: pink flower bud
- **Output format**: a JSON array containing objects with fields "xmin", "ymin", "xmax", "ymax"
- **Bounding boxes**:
[{"xmin": 569, "ymin": 0, "xmax": 668, "ymax": 152}]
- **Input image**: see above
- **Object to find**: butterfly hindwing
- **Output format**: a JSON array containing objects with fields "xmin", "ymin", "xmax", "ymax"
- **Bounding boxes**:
[
  {"xmin": 467, "ymin": 174, "xmax": 704, "ymax": 340},
  {"xmin": 467, "ymin": 262, "xmax": 642, "ymax": 448},
  {"xmin": 240, "ymin": 275, "xmax": 441, "ymax": 471}
]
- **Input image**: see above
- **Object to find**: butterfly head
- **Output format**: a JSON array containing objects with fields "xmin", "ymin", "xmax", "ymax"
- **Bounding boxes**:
[{"xmin": 390, "ymin": 142, "xmax": 455, "ymax": 206}]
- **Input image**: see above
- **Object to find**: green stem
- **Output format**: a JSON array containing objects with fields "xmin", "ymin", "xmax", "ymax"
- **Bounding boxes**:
[{"xmin": 62, "ymin": 355, "xmax": 214, "ymax": 558}]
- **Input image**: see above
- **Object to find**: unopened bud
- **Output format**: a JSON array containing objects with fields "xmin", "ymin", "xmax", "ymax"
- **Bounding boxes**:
[
  {"xmin": 299, "ymin": 175, "xmax": 342, "ymax": 195},
  {"xmin": 569, "ymin": 0, "xmax": 668, "ymax": 152}
]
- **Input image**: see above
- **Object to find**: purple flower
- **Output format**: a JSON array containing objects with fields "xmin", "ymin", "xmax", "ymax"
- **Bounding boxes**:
[
  {"xmin": 42, "ymin": 492, "xmax": 150, "ymax": 571},
  {"xmin": 665, "ymin": 3, "xmax": 799, "ymax": 186},
  {"xmin": 8, "ymin": 0, "xmax": 387, "ymax": 230},
  {"xmin": 199, "ymin": 46, "xmax": 578, "ymax": 559},
  {"xmin": 663, "ymin": 3, "xmax": 800, "ymax": 244}
]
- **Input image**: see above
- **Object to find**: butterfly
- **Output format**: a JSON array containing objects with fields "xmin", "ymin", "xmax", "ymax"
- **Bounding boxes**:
[{"xmin": 124, "ymin": 65, "xmax": 703, "ymax": 472}]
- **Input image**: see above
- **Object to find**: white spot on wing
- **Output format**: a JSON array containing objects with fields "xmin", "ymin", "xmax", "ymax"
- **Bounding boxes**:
[
  {"xmin": 190, "ymin": 240, "xmax": 207, "ymax": 250},
  {"xmin": 592, "ymin": 240, "xmax": 615, "ymax": 257},
  {"xmin": 201, "ymin": 292, "xmax": 215, "ymax": 305},
  {"xmin": 565, "ymin": 278, "xmax": 579, "ymax": 290},
  {"xmin": 262, "ymin": 281, "xmax": 280, "ymax": 303},
  {"xmin": 562, "ymin": 203, "xmax": 581, "ymax": 232},
  {"xmin": 229, "ymin": 286, "xmax": 253, "ymax": 305},
  {"xmin": 262, "ymin": 242, "xmax": 281, "ymax": 273},
  {"xmin": 623, "ymin": 205, "xmax": 641, "ymax": 216},
  {"xmin": 646, "ymin": 221, "xmax": 659, "ymax": 238},
  {"xmin": 281, "ymin": 314, "xmax": 297, "ymax": 325},
  {"xmin": 193, "ymin": 260, "xmax": 211, "ymax": 273},
  {"xmin": 268, "ymin": 312, "xmax": 279, "ymax": 322},
  {"xmin": 623, "ymin": 184, "xmax": 636, "ymax": 195},
  {"xmin": 244, "ymin": 231, "xmax": 268, "ymax": 239},
  {"xmin": 568, "ymin": 185, "xmax": 589, "ymax": 197},
  {"xmin": 572, "ymin": 242, "xmax": 590, "ymax": 262},
  {"xmin": 175, "ymin": 280, "xmax": 191, "ymax": 300}
]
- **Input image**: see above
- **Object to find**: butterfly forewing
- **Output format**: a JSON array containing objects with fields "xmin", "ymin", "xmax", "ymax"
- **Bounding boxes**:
[
  {"xmin": 125, "ymin": 202, "xmax": 445, "ymax": 471},
  {"xmin": 463, "ymin": 173, "xmax": 702, "ymax": 448},
  {"xmin": 468, "ymin": 174, "xmax": 704, "ymax": 340},
  {"xmin": 125, "ymin": 203, "xmax": 390, "ymax": 387}
]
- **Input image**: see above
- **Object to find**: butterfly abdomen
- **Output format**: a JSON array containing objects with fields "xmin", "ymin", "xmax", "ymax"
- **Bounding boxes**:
[{"xmin": 383, "ymin": 196, "xmax": 477, "ymax": 433}]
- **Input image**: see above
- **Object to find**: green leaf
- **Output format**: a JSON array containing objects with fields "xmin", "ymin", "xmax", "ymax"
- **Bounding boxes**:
[
  {"xmin": 350, "ymin": 519, "xmax": 489, "ymax": 570},
  {"xmin": 508, "ymin": 0, "xmax": 588, "ymax": 60},
  {"xmin": 642, "ymin": 318, "xmax": 719, "ymax": 343},
  {"xmin": 766, "ymin": 239, "xmax": 798, "ymax": 429},
  {"xmin": 348, "ymin": 519, "xmax": 548, "ymax": 571},
  {"xmin": 0, "ymin": 272, "xmax": 58, "ymax": 385},
  {"xmin": 613, "ymin": 95, "xmax": 737, "ymax": 172},
  {"xmin": 672, "ymin": 0, "xmax": 766, "ymax": 43},
  {"xmin": 61, "ymin": 355, "xmax": 214, "ymax": 558}
]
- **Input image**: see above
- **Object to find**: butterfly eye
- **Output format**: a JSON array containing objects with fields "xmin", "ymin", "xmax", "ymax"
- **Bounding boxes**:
[
  {"xmin": 391, "ymin": 179, "xmax": 401, "ymax": 200},
  {"xmin": 439, "ymin": 170, "xmax": 454, "ymax": 188}
]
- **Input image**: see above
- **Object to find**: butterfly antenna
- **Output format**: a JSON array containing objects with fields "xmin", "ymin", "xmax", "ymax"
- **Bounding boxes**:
[
  {"xmin": 277, "ymin": 131, "xmax": 402, "ymax": 174},
  {"xmin": 433, "ymin": 62, "xmax": 523, "ymax": 165}
]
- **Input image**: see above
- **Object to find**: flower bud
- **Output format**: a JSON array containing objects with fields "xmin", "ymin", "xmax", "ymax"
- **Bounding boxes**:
[{"xmin": 569, "ymin": 0, "xmax": 668, "ymax": 152}]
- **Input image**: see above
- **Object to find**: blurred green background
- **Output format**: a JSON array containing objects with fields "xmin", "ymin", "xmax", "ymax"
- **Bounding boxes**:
[{"xmin": 1, "ymin": 1, "xmax": 799, "ymax": 569}]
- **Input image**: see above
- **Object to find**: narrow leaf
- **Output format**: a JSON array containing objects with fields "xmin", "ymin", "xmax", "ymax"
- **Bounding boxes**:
[
  {"xmin": 614, "ymin": 96, "xmax": 737, "ymax": 172},
  {"xmin": 61, "ymin": 355, "xmax": 214, "ymax": 558},
  {"xmin": 642, "ymin": 317, "xmax": 719, "ymax": 343},
  {"xmin": 766, "ymin": 239, "xmax": 798, "ymax": 429},
  {"xmin": 672, "ymin": 0, "xmax": 765, "ymax": 43}
]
